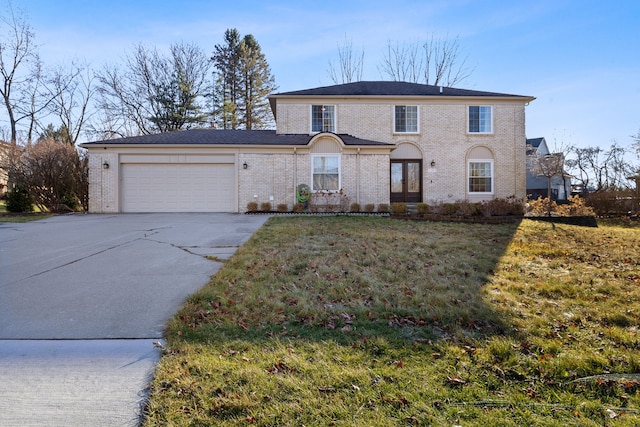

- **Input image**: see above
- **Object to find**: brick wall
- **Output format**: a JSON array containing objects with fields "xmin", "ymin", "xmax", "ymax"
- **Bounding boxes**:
[
  {"xmin": 237, "ymin": 148, "xmax": 391, "ymax": 212},
  {"xmin": 87, "ymin": 152, "xmax": 119, "ymax": 213},
  {"xmin": 276, "ymin": 98, "xmax": 528, "ymax": 203}
]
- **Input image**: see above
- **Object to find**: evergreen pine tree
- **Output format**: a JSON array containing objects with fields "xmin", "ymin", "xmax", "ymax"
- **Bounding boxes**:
[{"xmin": 212, "ymin": 29, "xmax": 277, "ymax": 130}]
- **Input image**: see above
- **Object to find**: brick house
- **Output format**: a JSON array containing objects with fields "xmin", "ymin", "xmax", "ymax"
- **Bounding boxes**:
[{"xmin": 81, "ymin": 81, "xmax": 535, "ymax": 213}]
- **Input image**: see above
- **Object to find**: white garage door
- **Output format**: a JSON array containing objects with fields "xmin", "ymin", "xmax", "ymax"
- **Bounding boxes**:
[{"xmin": 121, "ymin": 163, "xmax": 235, "ymax": 212}]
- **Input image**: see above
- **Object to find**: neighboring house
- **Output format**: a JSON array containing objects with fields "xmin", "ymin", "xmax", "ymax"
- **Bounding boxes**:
[
  {"xmin": 526, "ymin": 137, "xmax": 571, "ymax": 200},
  {"xmin": 81, "ymin": 81, "xmax": 535, "ymax": 213}
]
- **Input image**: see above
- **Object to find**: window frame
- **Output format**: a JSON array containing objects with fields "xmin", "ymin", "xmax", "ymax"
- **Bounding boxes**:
[
  {"xmin": 468, "ymin": 159, "xmax": 494, "ymax": 194},
  {"xmin": 310, "ymin": 105, "xmax": 336, "ymax": 133},
  {"xmin": 393, "ymin": 105, "xmax": 419, "ymax": 134},
  {"xmin": 311, "ymin": 154, "xmax": 341, "ymax": 192},
  {"xmin": 468, "ymin": 105, "xmax": 493, "ymax": 134}
]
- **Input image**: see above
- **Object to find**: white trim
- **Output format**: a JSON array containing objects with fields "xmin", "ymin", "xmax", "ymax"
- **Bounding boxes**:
[
  {"xmin": 311, "ymin": 153, "xmax": 341, "ymax": 192},
  {"xmin": 393, "ymin": 105, "xmax": 420, "ymax": 134},
  {"xmin": 467, "ymin": 105, "xmax": 493, "ymax": 134},
  {"xmin": 467, "ymin": 159, "xmax": 494, "ymax": 194},
  {"xmin": 310, "ymin": 104, "xmax": 337, "ymax": 134}
]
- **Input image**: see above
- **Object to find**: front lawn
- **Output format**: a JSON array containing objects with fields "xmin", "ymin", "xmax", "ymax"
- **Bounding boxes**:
[
  {"xmin": 0, "ymin": 199, "xmax": 52, "ymax": 222},
  {"xmin": 144, "ymin": 217, "xmax": 640, "ymax": 426}
]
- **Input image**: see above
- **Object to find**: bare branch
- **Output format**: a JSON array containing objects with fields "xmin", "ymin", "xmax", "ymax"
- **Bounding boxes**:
[
  {"xmin": 380, "ymin": 34, "xmax": 473, "ymax": 86},
  {"xmin": 328, "ymin": 36, "xmax": 364, "ymax": 84}
]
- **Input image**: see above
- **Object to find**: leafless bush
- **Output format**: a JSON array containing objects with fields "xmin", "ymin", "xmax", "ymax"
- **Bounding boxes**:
[
  {"xmin": 310, "ymin": 190, "xmax": 349, "ymax": 213},
  {"xmin": 11, "ymin": 139, "xmax": 88, "ymax": 212}
]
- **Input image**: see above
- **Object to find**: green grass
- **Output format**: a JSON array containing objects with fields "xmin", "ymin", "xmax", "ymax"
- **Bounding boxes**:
[
  {"xmin": 144, "ymin": 217, "xmax": 640, "ymax": 426},
  {"xmin": 0, "ymin": 199, "xmax": 52, "ymax": 222}
]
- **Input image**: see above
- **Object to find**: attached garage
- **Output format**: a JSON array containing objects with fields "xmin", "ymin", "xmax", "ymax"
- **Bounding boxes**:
[
  {"xmin": 119, "ymin": 154, "xmax": 236, "ymax": 213},
  {"xmin": 82, "ymin": 129, "xmax": 393, "ymax": 214}
]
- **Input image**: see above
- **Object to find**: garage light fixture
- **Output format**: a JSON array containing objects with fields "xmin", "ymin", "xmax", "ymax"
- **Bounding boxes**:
[
  {"xmin": 102, "ymin": 161, "xmax": 110, "ymax": 169},
  {"xmin": 243, "ymin": 161, "xmax": 248, "ymax": 169}
]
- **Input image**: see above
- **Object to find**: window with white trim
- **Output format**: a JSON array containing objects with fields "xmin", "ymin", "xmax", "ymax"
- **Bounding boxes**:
[
  {"xmin": 311, "ymin": 105, "xmax": 335, "ymax": 132},
  {"xmin": 468, "ymin": 161, "xmax": 493, "ymax": 193},
  {"xmin": 312, "ymin": 155, "xmax": 340, "ymax": 191},
  {"xmin": 394, "ymin": 105, "xmax": 418, "ymax": 133},
  {"xmin": 468, "ymin": 106, "xmax": 492, "ymax": 133}
]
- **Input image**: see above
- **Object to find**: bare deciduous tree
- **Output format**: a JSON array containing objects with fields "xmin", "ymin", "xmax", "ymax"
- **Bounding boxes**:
[
  {"xmin": 95, "ymin": 42, "xmax": 212, "ymax": 138},
  {"xmin": 0, "ymin": 1, "xmax": 37, "ymax": 144},
  {"xmin": 45, "ymin": 62, "xmax": 95, "ymax": 145},
  {"xmin": 328, "ymin": 36, "xmax": 364, "ymax": 84},
  {"xmin": 565, "ymin": 142, "xmax": 634, "ymax": 192},
  {"xmin": 529, "ymin": 152, "xmax": 566, "ymax": 215},
  {"xmin": 379, "ymin": 34, "xmax": 472, "ymax": 86},
  {"xmin": 632, "ymin": 130, "xmax": 640, "ymax": 164}
]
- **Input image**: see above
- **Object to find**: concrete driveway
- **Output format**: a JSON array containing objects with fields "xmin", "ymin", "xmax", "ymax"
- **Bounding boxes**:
[{"xmin": 0, "ymin": 213, "xmax": 269, "ymax": 426}]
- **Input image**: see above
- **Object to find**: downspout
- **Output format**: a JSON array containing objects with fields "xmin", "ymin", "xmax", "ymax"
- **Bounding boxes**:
[
  {"xmin": 293, "ymin": 147, "xmax": 297, "ymax": 206},
  {"xmin": 514, "ymin": 107, "xmax": 519, "ymax": 198},
  {"xmin": 356, "ymin": 147, "xmax": 360, "ymax": 204}
]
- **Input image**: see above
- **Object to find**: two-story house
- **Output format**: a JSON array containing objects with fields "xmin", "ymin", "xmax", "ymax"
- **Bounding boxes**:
[
  {"xmin": 526, "ymin": 137, "xmax": 571, "ymax": 200},
  {"xmin": 82, "ymin": 81, "xmax": 535, "ymax": 213}
]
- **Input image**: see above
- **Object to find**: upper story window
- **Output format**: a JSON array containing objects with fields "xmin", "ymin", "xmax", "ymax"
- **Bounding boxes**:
[
  {"xmin": 311, "ymin": 105, "xmax": 335, "ymax": 133},
  {"xmin": 312, "ymin": 155, "xmax": 340, "ymax": 191},
  {"xmin": 394, "ymin": 105, "xmax": 418, "ymax": 133},
  {"xmin": 468, "ymin": 106, "xmax": 493, "ymax": 134}
]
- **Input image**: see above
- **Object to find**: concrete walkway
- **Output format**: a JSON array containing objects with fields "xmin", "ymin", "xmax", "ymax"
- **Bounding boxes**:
[{"xmin": 0, "ymin": 213, "xmax": 269, "ymax": 426}]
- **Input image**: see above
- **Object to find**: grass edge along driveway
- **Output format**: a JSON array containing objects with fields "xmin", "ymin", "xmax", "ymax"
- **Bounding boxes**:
[{"xmin": 143, "ymin": 216, "xmax": 640, "ymax": 426}]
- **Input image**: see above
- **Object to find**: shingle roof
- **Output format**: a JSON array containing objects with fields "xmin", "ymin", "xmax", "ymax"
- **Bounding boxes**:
[
  {"xmin": 272, "ymin": 81, "xmax": 533, "ymax": 99},
  {"xmin": 526, "ymin": 137, "xmax": 545, "ymax": 155},
  {"xmin": 81, "ymin": 129, "xmax": 392, "ymax": 147}
]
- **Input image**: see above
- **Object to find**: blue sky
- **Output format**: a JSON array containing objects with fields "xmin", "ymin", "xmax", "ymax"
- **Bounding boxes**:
[{"xmin": 15, "ymin": 0, "xmax": 640, "ymax": 154}]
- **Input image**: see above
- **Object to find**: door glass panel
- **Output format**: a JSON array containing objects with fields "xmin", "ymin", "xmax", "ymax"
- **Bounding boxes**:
[
  {"xmin": 407, "ymin": 162, "xmax": 420, "ymax": 193},
  {"xmin": 391, "ymin": 163, "xmax": 403, "ymax": 193}
]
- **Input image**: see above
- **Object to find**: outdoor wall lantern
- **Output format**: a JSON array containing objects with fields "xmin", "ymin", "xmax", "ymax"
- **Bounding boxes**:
[
  {"xmin": 243, "ymin": 161, "xmax": 248, "ymax": 169},
  {"xmin": 430, "ymin": 160, "xmax": 436, "ymax": 167},
  {"xmin": 102, "ymin": 161, "xmax": 110, "ymax": 169}
]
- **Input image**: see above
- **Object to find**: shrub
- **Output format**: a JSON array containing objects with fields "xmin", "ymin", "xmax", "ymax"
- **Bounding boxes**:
[
  {"xmin": 527, "ymin": 196, "xmax": 556, "ymax": 216},
  {"xmin": 442, "ymin": 203, "xmax": 458, "ymax": 216},
  {"xmin": 556, "ymin": 195, "xmax": 595, "ymax": 216},
  {"xmin": 483, "ymin": 196, "xmax": 525, "ymax": 217},
  {"xmin": 11, "ymin": 139, "xmax": 88, "ymax": 212},
  {"xmin": 310, "ymin": 190, "xmax": 349, "ymax": 213},
  {"xmin": 61, "ymin": 191, "xmax": 80, "ymax": 211},
  {"xmin": 293, "ymin": 203, "xmax": 305, "ymax": 213},
  {"xmin": 277, "ymin": 203, "xmax": 288, "ymax": 213},
  {"xmin": 416, "ymin": 203, "xmax": 430, "ymax": 214},
  {"xmin": 364, "ymin": 203, "xmax": 375, "ymax": 213},
  {"xmin": 6, "ymin": 186, "xmax": 34, "ymax": 212},
  {"xmin": 455, "ymin": 200, "xmax": 475, "ymax": 216},
  {"xmin": 584, "ymin": 191, "xmax": 632, "ymax": 216},
  {"xmin": 350, "ymin": 202, "xmax": 361, "ymax": 213},
  {"xmin": 246, "ymin": 201, "xmax": 258, "ymax": 212},
  {"xmin": 391, "ymin": 203, "xmax": 407, "ymax": 215},
  {"xmin": 260, "ymin": 202, "xmax": 272, "ymax": 212},
  {"xmin": 377, "ymin": 203, "xmax": 389, "ymax": 213}
]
